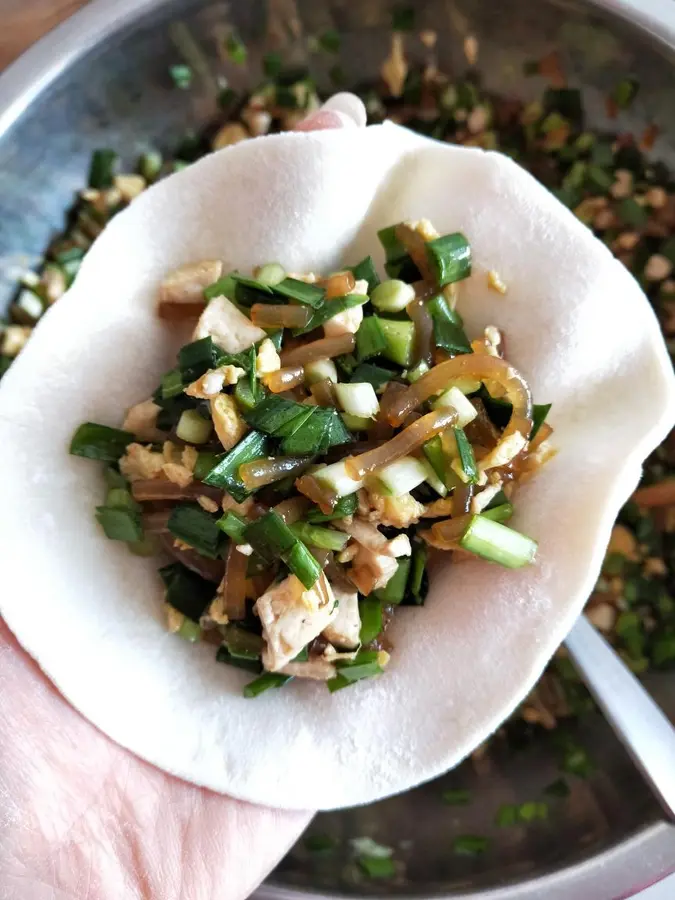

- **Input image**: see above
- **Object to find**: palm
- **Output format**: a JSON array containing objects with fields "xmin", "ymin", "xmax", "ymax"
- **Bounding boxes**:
[{"xmin": 0, "ymin": 620, "xmax": 311, "ymax": 900}]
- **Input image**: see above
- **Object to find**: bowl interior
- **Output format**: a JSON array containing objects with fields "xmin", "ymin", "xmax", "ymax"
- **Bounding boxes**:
[{"xmin": 1, "ymin": 0, "xmax": 675, "ymax": 897}]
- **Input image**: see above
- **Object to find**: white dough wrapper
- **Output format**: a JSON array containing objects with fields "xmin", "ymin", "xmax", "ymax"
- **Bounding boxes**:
[{"xmin": 0, "ymin": 122, "xmax": 673, "ymax": 810}]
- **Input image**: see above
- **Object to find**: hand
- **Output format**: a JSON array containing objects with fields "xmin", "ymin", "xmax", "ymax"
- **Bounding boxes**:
[{"xmin": 0, "ymin": 95, "xmax": 365, "ymax": 900}]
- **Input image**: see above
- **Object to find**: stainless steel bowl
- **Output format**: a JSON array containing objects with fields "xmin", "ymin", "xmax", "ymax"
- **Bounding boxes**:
[{"xmin": 1, "ymin": 1, "xmax": 675, "ymax": 897}]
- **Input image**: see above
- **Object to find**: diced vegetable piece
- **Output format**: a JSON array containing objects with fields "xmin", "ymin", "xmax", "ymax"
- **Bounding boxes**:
[
  {"xmin": 374, "ymin": 557, "xmax": 411, "ymax": 605},
  {"xmin": 202, "ymin": 430, "xmax": 269, "ymax": 501},
  {"xmin": 378, "ymin": 318, "xmax": 415, "ymax": 366},
  {"xmin": 176, "ymin": 408, "xmax": 212, "ymax": 444},
  {"xmin": 159, "ymin": 562, "xmax": 215, "ymax": 622},
  {"xmin": 335, "ymin": 382, "xmax": 380, "ymax": 418},
  {"xmin": 452, "ymin": 427, "xmax": 479, "ymax": 483},
  {"xmin": 371, "ymin": 279, "xmax": 415, "ymax": 313},
  {"xmin": 459, "ymin": 514, "xmax": 538, "ymax": 568},
  {"xmin": 70, "ymin": 423, "xmax": 134, "ymax": 462},
  {"xmin": 168, "ymin": 504, "xmax": 223, "ymax": 559},
  {"xmin": 291, "ymin": 522, "xmax": 349, "ymax": 552},
  {"xmin": 274, "ymin": 278, "xmax": 325, "ymax": 307},
  {"xmin": 427, "ymin": 292, "xmax": 472, "ymax": 355},
  {"xmin": 307, "ymin": 493, "xmax": 358, "ymax": 522},
  {"xmin": 356, "ymin": 315, "xmax": 387, "ymax": 361},
  {"xmin": 254, "ymin": 262, "xmax": 286, "ymax": 286},
  {"xmin": 432, "ymin": 386, "xmax": 478, "ymax": 427},
  {"xmin": 374, "ymin": 455, "xmax": 428, "ymax": 496},
  {"xmin": 315, "ymin": 460, "xmax": 364, "ymax": 497},
  {"xmin": 304, "ymin": 358, "xmax": 338, "ymax": 385},
  {"xmin": 95, "ymin": 506, "xmax": 143, "ymax": 542},
  {"xmin": 406, "ymin": 360, "xmax": 430, "ymax": 383},
  {"xmin": 425, "ymin": 233, "xmax": 471, "ymax": 285},
  {"xmin": 350, "ymin": 255, "xmax": 380, "ymax": 292},
  {"xmin": 359, "ymin": 597, "xmax": 383, "ymax": 644},
  {"xmin": 243, "ymin": 672, "xmax": 293, "ymax": 698},
  {"xmin": 193, "ymin": 451, "xmax": 223, "ymax": 481}
]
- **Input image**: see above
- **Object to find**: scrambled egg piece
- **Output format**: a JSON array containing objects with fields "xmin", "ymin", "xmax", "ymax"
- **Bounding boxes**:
[
  {"xmin": 185, "ymin": 366, "xmax": 245, "ymax": 399},
  {"xmin": 255, "ymin": 338, "xmax": 281, "ymax": 376},
  {"xmin": 119, "ymin": 443, "xmax": 164, "ymax": 481},
  {"xmin": 323, "ymin": 278, "xmax": 368, "ymax": 338},
  {"xmin": 122, "ymin": 399, "xmax": 163, "ymax": 442},
  {"xmin": 210, "ymin": 394, "xmax": 248, "ymax": 451},
  {"xmin": 255, "ymin": 573, "xmax": 337, "ymax": 671},
  {"xmin": 194, "ymin": 295, "xmax": 266, "ymax": 354},
  {"xmin": 160, "ymin": 259, "xmax": 222, "ymax": 307},
  {"xmin": 368, "ymin": 492, "xmax": 425, "ymax": 528}
]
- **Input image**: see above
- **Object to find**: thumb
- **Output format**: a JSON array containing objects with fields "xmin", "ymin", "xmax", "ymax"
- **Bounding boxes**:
[{"xmin": 294, "ymin": 92, "xmax": 367, "ymax": 131}]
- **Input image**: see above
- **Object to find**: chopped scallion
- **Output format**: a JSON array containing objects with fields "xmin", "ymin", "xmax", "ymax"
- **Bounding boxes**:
[
  {"xmin": 356, "ymin": 315, "xmax": 387, "ymax": 361},
  {"xmin": 95, "ymin": 506, "xmax": 143, "ymax": 542},
  {"xmin": 290, "ymin": 522, "xmax": 349, "ymax": 552},
  {"xmin": 159, "ymin": 562, "xmax": 215, "ymax": 622},
  {"xmin": 217, "ymin": 510, "xmax": 248, "ymax": 543},
  {"xmin": 453, "ymin": 427, "xmax": 479, "ymax": 484},
  {"xmin": 359, "ymin": 597, "xmax": 384, "ymax": 644},
  {"xmin": 273, "ymin": 277, "xmax": 325, "ymax": 308},
  {"xmin": 373, "ymin": 557, "xmax": 411, "ymax": 605},
  {"xmin": 88, "ymin": 148, "xmax": 118, "ymax": 189},
  {"xmin": 459, "ymin": 515, "xmax": 538, "ymax": 568},
  {"xmin": 350, "ymin": 255, "xmax": 380, "ymax": 292}
]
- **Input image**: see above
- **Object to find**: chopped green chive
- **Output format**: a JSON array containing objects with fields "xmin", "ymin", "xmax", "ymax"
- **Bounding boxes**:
[
  {"xmin": 243, "ymin": 672, "xmax": 293, "ymax": 698},
  {"xmin": 425, "ymin": 233, "xmax": 472, "ymax": 286},
  {"xmin": 169, "ymin": 63, "xmax": 193, "ymax": 89},
  {"xmin": 263, "ymin": 51, "xmax": 283, "ymax": 78},
  {"xmin": 530, "ymin": 403, "xmax": 552, "ymax": 440},
  {"xmin": 295, "ymin": 293, "xmax": 368, "ymax": 336},
  {"xmin": 373, "ymin": 557, "xmax": 411, "ymax": 605},
  {"xmin": 273, "ymin": 277, "xmax": 325, "ymax": 308},
  {"xmin": 441, "ymin": 788, "xmax": 471, "ymax": 805},
  {"xmin": 349, "ymin": 255, "xmax": 381, "ymax": 292},
  {"xmin": 290, "ymin": 522, "xmax": 349, "ymax": 552},
  {"xmin": 350, "ymin": 362, "xmax": 397, "ymax": 390},
  {"xmin": 168, "ymin": 504, "xmax": 224, "ymax": 559},
  {"xmin": 306, "ymin": 493, "xmax": 358, "ymax": 522},
  {"xmin": 160, "ymin": 562, "xmax": 215, "ymax": 622},
  {"xmin": 95, "ymin": 506, "xmax": 143, "ymax": 542},
  {"xmin": 225, "ymin": 32, "xmax": 247, "ymax": 64},
  {"xmin": 481, "ymin": 502, "xmax": 514, "ymax": 524},
  {"xmin": 612, "ymin": 76, "xmax": 639, "ymax": 110},
  {"xmin": 453, "ymin": 426, "xmax": 479, "ymax": 484},
  {"xmin": 356, "ymin": 315, "xmax": 388, "ymax": 361},
  {"xmin": 286, "ymin": 540, "xmax": 323, "ymax": 589},
  {"xmin": 70, "ymin": 422, "xmax": 134, "ymax": 462},
  {"xmin": 204, "ymin": 273, "xmax": 238, "ymax": 301},
  {"xmin": 359, "ymin": 856, "xmax": 395, "ymax": 878},
  {"xmin": 544, "ymin": 777, "xmax": 571, "ymax": 798},
  {"xmin": 377, "ymin": 225, "xmax": 421, "ymax": 282},
  {"xmin": 88, "ymin": 149, "xmax": 118, "ymax": 189},
  {"xmin": 453, "ymin": 835, "xmax": 489, "ymax": 856},
  {"xmin": 328, "ymin": 650, "xmax": 384, "ymax": 692},
  {"xmin": 318, "ymin": 30, "xmax": 341, "ymax": 53},
  {"xmin": 202, "ymin": 430, "xmax": 269, "ymax": 501},
  {"xmin": 359, "ymin": 597, "xmax": 384, "ymax": 644},
  {"xmin": 217, "ymin": 510, "xmax": 248, "ymax": 543}
]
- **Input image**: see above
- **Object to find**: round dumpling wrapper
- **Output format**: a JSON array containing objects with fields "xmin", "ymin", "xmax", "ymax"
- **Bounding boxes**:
[{"xmin": 0, "ymin": 122, "xmax": 673, "ymax": 810}]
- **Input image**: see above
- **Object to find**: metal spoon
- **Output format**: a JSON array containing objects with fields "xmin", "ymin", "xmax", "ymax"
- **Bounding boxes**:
[{"xmin": 565, "ymin": 615, "xmax": 675, "ymax": 820}]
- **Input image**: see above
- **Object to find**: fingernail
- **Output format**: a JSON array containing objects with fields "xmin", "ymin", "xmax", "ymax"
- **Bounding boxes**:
[{"xmin": 295, "ymin": 92, "xmax": 367, "ymax": 131}]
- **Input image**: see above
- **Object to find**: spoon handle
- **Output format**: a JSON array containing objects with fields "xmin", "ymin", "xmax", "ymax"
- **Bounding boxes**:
[{"xmin": 565, "ymin": 615, "xmax": 675, "ymax": 821}]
